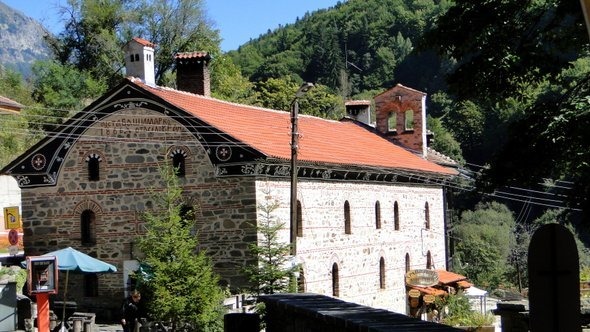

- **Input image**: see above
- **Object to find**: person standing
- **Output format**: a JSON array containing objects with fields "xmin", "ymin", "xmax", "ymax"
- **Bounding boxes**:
[{"xmin": 121, "ymin": 290, "xmax": 143, "ymax": 332}]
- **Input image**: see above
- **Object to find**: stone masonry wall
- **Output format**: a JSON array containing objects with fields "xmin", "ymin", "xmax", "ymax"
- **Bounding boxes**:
[
  {"xmin": 19, "ymin": 105, "xmax": 447, "ymax": 319},
  {"xmin": 255, "ymin": 178, "xmax": 446, "ymax": 314},
  {"xmin": 20, "ymin": 108, "xmax": 257, "ymax": 317}
]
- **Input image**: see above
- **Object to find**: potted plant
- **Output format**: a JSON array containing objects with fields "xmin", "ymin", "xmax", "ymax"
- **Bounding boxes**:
[{"xmin": 439, "ymin": 293, "xmax": 495, "ymax": 332}]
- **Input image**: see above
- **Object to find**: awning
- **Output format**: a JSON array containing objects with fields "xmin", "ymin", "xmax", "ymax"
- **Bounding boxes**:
[
  {"xmin": 457, "ymin": 280, "xmax": 473, "ymax": 288},
  {"xmin": 409, "ymin": 285, "xmax": 446, "ymax": 296},
  {"xmin": 436, "ymin": 269, "xmax": 468, "ymax": 284},
  {"xmin": 464, "ymin": 286, "xmax": 488, "ymax": 297}
]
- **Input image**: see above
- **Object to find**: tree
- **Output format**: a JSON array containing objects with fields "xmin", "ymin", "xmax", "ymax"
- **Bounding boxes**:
[
  {"xmin": 136, "ymin": 165, "xmax": 225, "ymax": 332},
  {"xmin": 46, "ymin": 0, "xmax": 126, "ymax": 87},
  {"xmin": 452, "ymin": 202, "xmax": 516, "ymax": 289},
  {"xmin": 210, "ymin": 55, "xmax": 256, "ymax": 104},
  {"xmin": 124, "ymin": 0, "xmax": 222, "ymax": 85},
  {"xmin": 422, "ymin": 0, "xmax": 586, "ymax": 102},
  {"xmin": 253, "ymin": 77, "xmax": 343, "ymax": 119},
  {"xmin": 424, "ymin": 0, "xmax": 590, "ymax": 217},
  {"xmin": 242, "ymin": 191, "xmax": 299, "ymax": 298},
  {"xmin": 39, "ymin": 0, "xmax": 222, "ymax": 96},
  {"xmin": 426, "ymin": 116, "xmax": 464, "ymax": 164},
  {"xmin": 0, "ymin": 67, "xmax": 36, "ymax": 167}
]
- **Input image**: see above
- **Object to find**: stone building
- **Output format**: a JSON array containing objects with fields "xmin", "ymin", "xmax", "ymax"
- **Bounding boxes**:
[{"xmin": 1, "ymin": 38, "xmax": 457, "ymax": 319}]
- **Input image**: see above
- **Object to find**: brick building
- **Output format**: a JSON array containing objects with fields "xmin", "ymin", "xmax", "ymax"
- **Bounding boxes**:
[{"xmin": 1, "ymin": 38, "xmax": 456, "ymax": 319}]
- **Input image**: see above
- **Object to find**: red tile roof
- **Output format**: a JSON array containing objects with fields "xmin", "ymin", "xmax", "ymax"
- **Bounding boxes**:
[
  {"xmin": 174, "ymin": 51, "xmax": 210, "ymax": 60},
  {"xmin": 131, "ymin": 37, "xmax": 155, "ymax": 48},
  {"xmin": 133, "ymin": 79, "xmax": 457, "ymax": 176},
  {"xmin": 436, "ymin": 270, "xmax": 468, "ymax": 284},
  {"xmin": 409, "ymin": 285, "xmax": 447, "ymax": 296}
]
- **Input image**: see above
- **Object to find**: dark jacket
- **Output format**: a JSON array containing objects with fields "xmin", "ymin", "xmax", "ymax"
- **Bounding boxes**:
[{"xmin": 121, "ymin": 296, "xmax": 144, "ymax": 322}]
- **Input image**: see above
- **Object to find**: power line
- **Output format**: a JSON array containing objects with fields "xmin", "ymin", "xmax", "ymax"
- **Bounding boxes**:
[{"xmin": 1, "ymin": 108, "xmax": 584, "ymax": 212}]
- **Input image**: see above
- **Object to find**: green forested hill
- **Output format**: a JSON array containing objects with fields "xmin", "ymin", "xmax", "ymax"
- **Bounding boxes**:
[{"xmin": 228, "ymin": 0, "xmax": 452, "ymax": 98}]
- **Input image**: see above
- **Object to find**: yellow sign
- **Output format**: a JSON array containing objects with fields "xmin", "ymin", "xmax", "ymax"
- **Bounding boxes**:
[
  {"xmin": 423, "ymin": 294, "xmax": 436, "ymax": 303},
  {"xmin": 3, "ymin": 206, "xmax": 21, "ymax": 229},
  {"xmin": 408, "ymin": 289, "xmax": 421, "ymax": 298}
]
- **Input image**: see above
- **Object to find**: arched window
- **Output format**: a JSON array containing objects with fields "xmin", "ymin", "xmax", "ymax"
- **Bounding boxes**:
[
  {"xmin": 173, "ymin": 154, "xmax": 185, "ymax": 177},
  {"xmin": 375, "ymin": 201, "xmax": 381, "ymax": 229},
  {"xmin": 405, "ymin": 253, "xmax": 411, "ymax": 273},
  {"xmin": 425, "ymin": 202, "xmax": 430, "ymax": 230},
  {"xmin": 394, "ymin": 201, "xmax": 400, "ymax": 230},
  {"xmin": 180, "ymin": 204, "xmax": 194, "ymax": 227},
  {"xmin": 344, "ymin": 201, "xmax": 351, "ymax": 234},
  {"xmin": 85, "ymin": 153, "xmax": 102, "ymax": 181},
  {"xmin": 84, "ymin": 274, "xmax": 98, "ymax": 297},
  {"xmin": 427, "ymin": 251, "xmax": 433, "ymax": 269},
  {"xmin": 297, "ymin": 268, "xmax": 306, "ymax": 293},
  {"xmin": 332, "ymin": 263, "xmax": 339, "ymax": 297},
  {"xmin": 134, "ymin": 54, "xmax": 140, "ymax": 61},
  {"xmin": 404, "ymin": 110, "xmax": 414, "ymax": 130},
  {"xmin": 296, "ymin": 200, "xmax": 303, "ymax": 237},
  {"xmin": 387, "ymin": 112, "xmax": 396, "ymax": 132},
  {"xmin": 169, "ymin": 148, "xmax": 187, "ymax": 177},
  {"xmin": 81, "ymin": 210, "xmax": 96, "ymax": 245},
  {"xmin": 379, "ymin": 257, "xmax": 386, "ymax": 289}
]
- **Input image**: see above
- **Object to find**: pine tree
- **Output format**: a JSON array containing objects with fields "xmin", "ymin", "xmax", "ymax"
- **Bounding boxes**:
[
  {"xmin": 137, "ymin": 165, "xmax": 225, "ymax": 332},
  {"xmin": 243, "ymin": 192, "xmax": 299, "ymax": 298}
]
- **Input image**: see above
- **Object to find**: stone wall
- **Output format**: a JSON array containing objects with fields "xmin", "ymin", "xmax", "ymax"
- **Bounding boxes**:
[
  {"xmin": 19, "ymin": 106, "xmax": 447, "ymax": 318},
  {"xmin": 20, "ymin": 108, "xmax": 258, "ymax": 317},
  {"xmin": 254, "ymin": 178, "xmax": 446, "ymax": 313}
]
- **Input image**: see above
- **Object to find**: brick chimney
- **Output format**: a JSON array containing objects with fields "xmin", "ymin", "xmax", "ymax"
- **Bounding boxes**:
[
  {"xmin": 123, "ymin": 37, "xmax": 155, "ymax": 86},
  {"xmin": 374, "ymin": 84, "xmax": 427, "ymax": 157},
  {"xmin": 175, "ymin": 52, "xmax": 211, "ymax": 97}
]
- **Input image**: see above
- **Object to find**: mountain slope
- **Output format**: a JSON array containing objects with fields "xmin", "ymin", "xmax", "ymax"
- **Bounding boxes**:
[
  {"xmin": 0, "ymin": 1, "xmax": 51, "ymax": 76},
  {"xmin": 228, "ymin": 0, "xmax": 452, "ymax": 97}
]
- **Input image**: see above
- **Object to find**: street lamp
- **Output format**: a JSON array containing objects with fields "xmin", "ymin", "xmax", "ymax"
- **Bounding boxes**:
[{"xmin": 290, "ymin": 82, "xmax": 314, "ymax": 255}]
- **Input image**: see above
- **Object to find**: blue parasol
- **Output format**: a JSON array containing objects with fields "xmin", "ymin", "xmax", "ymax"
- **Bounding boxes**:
[
  {"xmin": 24, "ymin": 247, "xmax": 117, "ymax": 331},
  {"xmin": 41, "ymin": 247, "xmax": 117, "ymax": 273}
]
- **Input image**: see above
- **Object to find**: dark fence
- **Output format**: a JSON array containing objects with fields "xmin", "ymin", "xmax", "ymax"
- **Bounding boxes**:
[{"xmin": 260, "ymin": 293, "xmax": 464, "ymax": 332}]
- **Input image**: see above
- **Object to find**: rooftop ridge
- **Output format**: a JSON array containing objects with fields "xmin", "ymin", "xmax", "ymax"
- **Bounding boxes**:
[{"xmin": 129, "ymin": 77, "xmax": 341, "ymax": 122}]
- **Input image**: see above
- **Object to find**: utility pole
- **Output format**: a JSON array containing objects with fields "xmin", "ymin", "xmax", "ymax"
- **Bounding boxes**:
[{"xmin": 290, "ymin": 82, "xmax": 314, "ymax": 256}]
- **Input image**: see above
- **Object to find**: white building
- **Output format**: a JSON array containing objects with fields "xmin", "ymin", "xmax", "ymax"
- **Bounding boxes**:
[{"xmin": 1, "ymin": 39, "xmax": 456, "ymax": 318}]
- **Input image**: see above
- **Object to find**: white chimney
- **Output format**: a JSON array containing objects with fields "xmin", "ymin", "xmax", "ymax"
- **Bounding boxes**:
[
  {"xmin": 345, "ymin": 100, "xmax": 371, "ymax": 125},
  {"xmin": 123, "ymin": 37, "xmax": 156, "ymax": 86}
]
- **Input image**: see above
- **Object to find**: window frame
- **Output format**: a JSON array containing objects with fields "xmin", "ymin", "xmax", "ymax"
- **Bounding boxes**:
[
  {"xmin": 81, "ymin": 209, "xmax": 97, "ymax": 246},
  {"xmin": 375, "ymin": 201, "xmax": 382, "ymax": 229},
  {"xmin": 379, "ymin": 257, "xmax": 386, "ymax": 289},
  {"xmin": 344, "ymin": 201, "xmax": 351, "ymax": 234}
]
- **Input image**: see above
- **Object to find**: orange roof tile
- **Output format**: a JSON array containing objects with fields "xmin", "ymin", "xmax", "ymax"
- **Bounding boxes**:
[
  {"xmin": 456, "ymin": 280, "xmax": 473, "ymax": 288},
  {"xmin": 134, "ymin": 79, "xmax": 457, "ymax": 176},
  {"xmin": 409, "ymin": 285, "xmax": 447, "ymax": 296},
  {"xmin": 132, "ymin": 37, "xmax": 155, "ymax": 48},
  {"xmin": 175, "ymin": 51, "xmax": 210, "ymax": 60},
  {"xmin": 436, "ymin": 270, "xmax": 468, "ymax": 284}
]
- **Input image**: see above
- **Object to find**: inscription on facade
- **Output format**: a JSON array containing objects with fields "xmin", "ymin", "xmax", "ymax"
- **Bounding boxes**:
[{"xmin": 99, "ymin": 117, "xmax": 184, "ymax": 136}]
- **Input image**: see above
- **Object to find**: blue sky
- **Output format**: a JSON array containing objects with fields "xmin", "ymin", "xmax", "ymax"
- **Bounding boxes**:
[{"xmin": 2, "ymin": 0, "xmax": 342, "ymax": 52}]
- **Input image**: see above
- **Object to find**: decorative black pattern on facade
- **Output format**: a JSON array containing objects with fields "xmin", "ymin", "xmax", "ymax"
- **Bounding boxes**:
[
  {"xmin": 1, "ymin": 82, "xmax": 264, "ymax": 188},
  {"xmin": 85, "ymin": 153, "xmax": 103, "ymax": 162},
  {"xmin": 219, "ymin": 162, "xmax": 451, "ymax": 185}
]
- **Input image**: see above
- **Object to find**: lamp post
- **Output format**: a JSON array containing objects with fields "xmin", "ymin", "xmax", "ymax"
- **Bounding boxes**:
[{"xmin": 290, "ymin": 82, "xmax": 314, "ymax": 256}]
